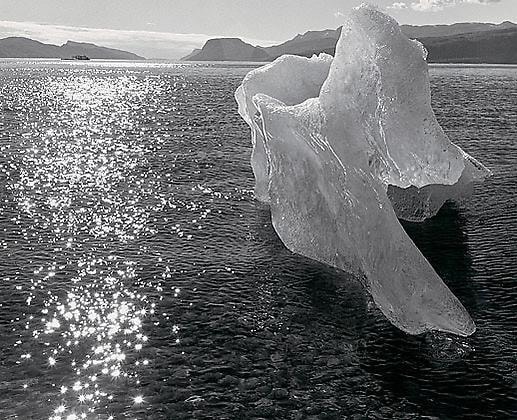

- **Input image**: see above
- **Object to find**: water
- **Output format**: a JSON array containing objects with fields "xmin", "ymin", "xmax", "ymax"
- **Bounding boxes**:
[{"xmin": 0, "ymin": 59, "xmax": 515, "ymax": 419}]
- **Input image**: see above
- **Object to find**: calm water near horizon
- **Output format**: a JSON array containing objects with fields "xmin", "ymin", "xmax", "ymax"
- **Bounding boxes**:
[{"xmin": 0, "ymin": 59, "xmax": 516, "ymax": 419}]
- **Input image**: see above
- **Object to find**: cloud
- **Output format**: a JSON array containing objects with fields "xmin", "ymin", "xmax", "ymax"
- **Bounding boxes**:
[
  {"xmin": 389, "ymin": 0, "xmax": 502, "ymax": 12},
  {"xmin": 389, "ymin": 2, "xmax": 409, "ymax": 9},
  {"xmin": 0, "ymin": 21, "xmax": 279, "ymax": 59}
]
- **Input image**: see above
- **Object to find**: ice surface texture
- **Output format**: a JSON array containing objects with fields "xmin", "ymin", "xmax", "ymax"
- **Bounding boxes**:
[{"xmin": 235, "ymin": 5, "xmax": 491, "ymax": 336}]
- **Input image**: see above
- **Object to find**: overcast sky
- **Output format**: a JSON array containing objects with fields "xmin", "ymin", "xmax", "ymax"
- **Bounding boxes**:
[{"xmin": 0, "ymin": 0, "xmax": 515, "ymax": 59}]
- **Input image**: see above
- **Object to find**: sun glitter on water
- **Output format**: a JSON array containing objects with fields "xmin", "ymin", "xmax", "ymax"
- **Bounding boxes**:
[{"xmin": 1, "ymin": 65, "xmax": 196, "ymax": 419}]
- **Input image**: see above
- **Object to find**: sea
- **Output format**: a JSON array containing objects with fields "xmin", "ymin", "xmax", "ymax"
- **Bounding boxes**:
[{"xmin": 0, "ymin": 59, "xmax": 515, "ymax": 419}]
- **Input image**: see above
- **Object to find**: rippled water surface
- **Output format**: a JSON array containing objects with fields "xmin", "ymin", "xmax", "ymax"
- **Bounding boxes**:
[{"xmin": 0, "ymin": 60, "xmax": 515, "ymax": 419}]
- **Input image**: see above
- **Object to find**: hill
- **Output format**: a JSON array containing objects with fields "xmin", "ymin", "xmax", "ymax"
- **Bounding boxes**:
[
  {"xmin": 182, "ymin": 21, "xmax": 517, "ymax": 64},
  {"xmin": 180, "ymin": 38, "xmax": 270, "ymax": 62},
  {"xmin": 401, "ymin": 21, "xmax": 516, "ymax": 39},
  {"xmin": 263, "ymin": 28, "xmax": 341, "ymax": 59},
  {"xmin": 0, "ymin": 37, "xmax": 145, "ymax": 60},
  {"xmin": 421, "ymin": 28, "xmax": 517, "ymax": 64}
]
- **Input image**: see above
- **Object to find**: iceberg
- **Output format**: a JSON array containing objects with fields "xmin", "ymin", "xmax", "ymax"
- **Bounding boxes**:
[
  {"xmin": 235, "ymin": 53, "xmax": 333, "ymax": 201},
  {"xmin": 235, "ymin": 4, "xmax": 491, "ymax": 336}
]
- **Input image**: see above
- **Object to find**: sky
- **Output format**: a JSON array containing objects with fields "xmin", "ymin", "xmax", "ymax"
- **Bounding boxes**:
[{"xmin": 0, "ymin": 0, "xmax": 515, "ymax": 59}]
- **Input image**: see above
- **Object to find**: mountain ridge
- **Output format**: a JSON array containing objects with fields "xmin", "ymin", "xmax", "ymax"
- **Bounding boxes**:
[
  {"xmin": 0, "ymin": 37, "xmax": 145, "ymax": 60},
  {"xmin": 182, "ymin": 21, "xmax": 517, "ymax": 64}
]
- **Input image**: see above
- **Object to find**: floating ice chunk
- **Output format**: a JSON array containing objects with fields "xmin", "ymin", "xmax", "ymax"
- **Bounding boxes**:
[
  {"xmin": 319, "ymin": 4, "xmax": 490, "ymax": 217},
  {"xmin": 388, "ymin": 153, "xmax": 490, "ymax": 221},
  {"xmin": 320, "ymin": 5, "xmax": 468, "ymax": 189},
  {"xmin": 236, "ymin": 53, "xmax": 332, "ymax": 201},
  {"xmin": 253, "ymin": 94, "xmax": 476, "ymax": 336},
  {"xmin": 236, "ymin": 4, "xmax": 491, "ymax": 336}
]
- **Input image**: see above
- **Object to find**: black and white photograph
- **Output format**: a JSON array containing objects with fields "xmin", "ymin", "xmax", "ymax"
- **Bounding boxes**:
[{"xmin": 0, "ymin": 0, "xmax": 515, "ymax": 418}]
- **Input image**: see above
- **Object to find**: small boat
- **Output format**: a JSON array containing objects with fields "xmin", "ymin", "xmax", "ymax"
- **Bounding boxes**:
[{"xmin": 61, "ymin": 55, "xmax": 90, "ymax": 61}]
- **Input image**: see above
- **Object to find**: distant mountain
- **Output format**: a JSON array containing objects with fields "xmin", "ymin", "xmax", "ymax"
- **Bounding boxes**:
[
  {"xmin": 0, "ymin": 37, "xmax": 144, "ymax": 60},
  {"xmin": 59, "ymin": 41, "xmax": 144, "ymax": 60},
  {"xmin": 180, "ymin": 31, "xmax": 339, "ymax": 62},
  {"xmin": 401, "ymin": 21, "xmax": 517, "ymax": 39},
  {"xmin": 421, "ymin": 28, "xmax": 517, "ymax": 64},
  {"xmin": 180, "ymin": 48, "xmax": 202, "ymax": 61},
  {"xmin": 181, "ymin": 38, "xmax": 270, "ymax": 62},
  {"xmin": 182, "ymin": 21, "xmax": 517, "ymax": 64},
  {"xmin": 263, "ymin": 28, "xmax": 341, "ymax": 59}
]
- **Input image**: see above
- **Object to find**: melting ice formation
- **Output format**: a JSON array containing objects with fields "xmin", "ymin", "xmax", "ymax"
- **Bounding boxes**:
[{"xmin": 235, "ymin": 5, "xmax": 491, "ymax": 336}]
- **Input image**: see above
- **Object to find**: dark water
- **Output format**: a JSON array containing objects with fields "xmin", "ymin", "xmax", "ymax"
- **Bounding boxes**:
[{"xmin": 0, "ymin": 60, "xmax": 515, "ymax": 419}]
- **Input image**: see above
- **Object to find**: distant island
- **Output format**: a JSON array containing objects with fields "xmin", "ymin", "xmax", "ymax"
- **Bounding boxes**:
[
  {"xmin": 182, "ymin": 21, "xmax": 517, "ymax": 64},
  {"xmin": 0, "ymin": 37, "xmax": 145, "ymax": 60}
]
